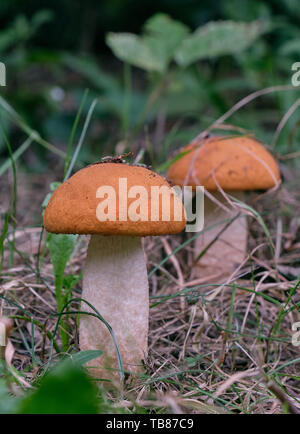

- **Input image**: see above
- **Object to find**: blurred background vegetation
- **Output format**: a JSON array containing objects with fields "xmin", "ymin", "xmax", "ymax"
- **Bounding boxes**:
[{"xmin": 0, "ymin": 0, "xmax": 299, "ymax": 177}]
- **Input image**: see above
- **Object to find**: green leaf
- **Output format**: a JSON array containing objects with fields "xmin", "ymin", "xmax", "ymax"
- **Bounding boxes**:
[
  {"xmin": 143, "ymin": 13, "xmax": 189, "ymax": 71},
  {"xmin": 46, "ymin": 232, "xmax": 78, "ymax": 350},
  {"xmin": 47, "ymin": 233, "xmax": 78, "ymax": 291},
  {"xmin": 106, "ymin": 13, "xmax": 189, "ymax": 73},
  {"xmin": 70, "ymin": 350, "xmax": 103, "ymax": 367},
  {"xmin": 107, "ymin": 32, "xmax": 162, "ymax": 72},
  {"xmin": 63, "ymin": 273, "xmax": 82, "ymax": 292},
  {"xmin": 0, "ymin": 378, "xmax": 18, "ymax": 414},
  {"xmin": 47, "ymin": 233, "xmax": 78, "ymax": 314},
  {"xmin": 175, "ymin": 20, "xmax": 265, "ymax": 67},
  {"xmin": 18, "ymin": 362, "xmax": 99, "ymax": 414}
]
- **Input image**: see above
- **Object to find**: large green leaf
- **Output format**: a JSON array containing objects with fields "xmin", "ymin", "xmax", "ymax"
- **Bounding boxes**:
[
  {"xmin": 106, "ymin": 32, "xmax": 162, "ymax": 72},
  {"xmin": 175, "ymin": 21, "xmax": 265, "ymax": 67},
  {"xmin": 18, "ymin": 361, "xmax": 99, "ymax": 414},
  {"xmin": 143, "ymin": 13, "xmax": 189, "ymax": 71},
  {"xmin": 106, "ymin": 13, "xmax": 189, "ymax": 73}
]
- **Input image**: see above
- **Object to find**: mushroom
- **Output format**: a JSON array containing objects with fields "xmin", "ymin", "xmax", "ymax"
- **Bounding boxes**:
[
  {"xmin": 43, "ymin": 162, "xmax": 186, "ymax": 380},
  {"xmin": 167, "ymin": 135, "xmax": 281, "ymax": 281}
]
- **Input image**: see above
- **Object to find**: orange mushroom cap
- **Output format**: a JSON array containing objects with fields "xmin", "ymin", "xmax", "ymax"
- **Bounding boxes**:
[
  {"xmin": 44, "ymin": 163, "xmax": 186, "ymax": 236},
  {"xmin": 167, "ymin": 135, "xmax": 281, "ymax": 191}
]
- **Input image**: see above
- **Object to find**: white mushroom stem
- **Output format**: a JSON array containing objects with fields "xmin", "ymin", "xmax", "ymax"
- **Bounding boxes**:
[
  {"xmin": 79, "ymin": 235, "xmax": 149, "ymax": 381},
  {"xmin": 193, "ymin": 191, "xmax": 248, "ymax": 281}
]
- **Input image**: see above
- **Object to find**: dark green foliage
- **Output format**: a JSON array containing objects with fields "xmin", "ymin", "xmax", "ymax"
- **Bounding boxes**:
[{"xmin": 18, "ymin": 361, "xmax": 100, "ymax": 414}]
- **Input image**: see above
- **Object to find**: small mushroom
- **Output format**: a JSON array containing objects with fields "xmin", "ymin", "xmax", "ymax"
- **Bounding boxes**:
[
  {"xmin": 44, "ymin": 162, "xmax": 186, "ymax": 380},
  {"xmin": 167, "ymin": 135, "xmax": 281, "ymax": 281}
]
